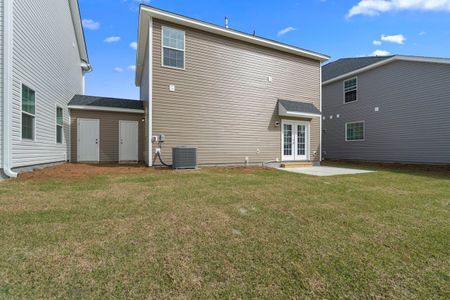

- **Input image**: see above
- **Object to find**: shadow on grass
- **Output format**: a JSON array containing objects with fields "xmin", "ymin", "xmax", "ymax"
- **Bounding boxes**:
[{"xmin": 323, "ymin": 160, "xmax": 450, "ymax": 180}]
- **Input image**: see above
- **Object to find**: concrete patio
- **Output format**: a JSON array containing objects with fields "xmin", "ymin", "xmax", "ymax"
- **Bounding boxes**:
[{"xmin": 278, "ymin": 166, "xmax": 374, "ymax": 177}]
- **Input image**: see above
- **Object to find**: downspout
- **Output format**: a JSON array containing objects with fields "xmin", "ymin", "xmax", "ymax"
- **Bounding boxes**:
[
  {"xmin": 319, "ymin": 63, "xmax": 323, "ymax": 163},
  {"xmin": 2, "ymin": 0, "xmax": 17, "ymax": 178}
]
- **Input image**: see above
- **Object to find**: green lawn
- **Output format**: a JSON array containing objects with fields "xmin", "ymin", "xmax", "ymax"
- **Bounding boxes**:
[{"xmin": 0, "ymin": 164, "xmax": 449, "ymax": 299}]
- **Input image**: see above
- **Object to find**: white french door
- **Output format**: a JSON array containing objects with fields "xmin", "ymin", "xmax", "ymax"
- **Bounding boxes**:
[{"xmin": 282, "ymin": 120, "xmax": 309, "ymax": 161}]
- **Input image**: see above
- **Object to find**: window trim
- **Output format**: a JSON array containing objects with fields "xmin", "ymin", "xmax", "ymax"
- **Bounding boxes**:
[
  {"xmin": 345, "ymin": 121, "xmax": 365, "ymax": 142},
  {"xmin": 20, "ymin": 82, "xmax": 36, "ymax": 142},
  {"xmin": 56, "ymin": 105, "xmax": 64, "ymax": 144},
  {"xmin": 343, "ymin": 77, "xmax": 358, "ymax": 104},
  {"xmin": 161, "ymin": 26, "xmax": 186, "ymax": 70}
]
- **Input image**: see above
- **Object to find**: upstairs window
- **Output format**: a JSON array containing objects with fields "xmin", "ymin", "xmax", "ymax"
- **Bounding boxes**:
[
  {"xmin": 344, "ymin": 77, "xmax": 357, "ymax": 103},
  {"xmin": 346, "ymin": 121, "xmax": 365, "ymax": 141},
  {"xmin": 22, "ymin": 85, "xmax": 35, "ymax": 140},
  {"xmin": 162, "ymin": 26, "xmax": 185, "ymax": 69},
  {"xmin": 56, "ymin": 107, "xmax": 63, "ymax": 144}
]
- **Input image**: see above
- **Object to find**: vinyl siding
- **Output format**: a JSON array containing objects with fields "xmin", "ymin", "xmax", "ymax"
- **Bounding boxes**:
[
  {"xmin": 11, "ymin": 0, "xmax": 83, "ymax": 168},
  {"xmin": 0, "ymin": 0, "xmax": 4, "ymax": 168},
  {"xmin": 70, "ymin": 110, "xmax": 145, "ymax": 163},
  {"xmin": 151, "ymin": 19, "xmax": 321, "ymax": 165},
  {"xmin": 323, "ymin": 60, "xmax": 450, "ymax": 164}
]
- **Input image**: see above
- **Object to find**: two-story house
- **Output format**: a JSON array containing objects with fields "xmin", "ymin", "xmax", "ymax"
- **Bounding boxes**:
[
  {"xmin": 1, "ymin": 0, "xmax": 90, "ymax": 178},
  {"xmin": 322, "ymin": 55, "xmax": 450, "ymax": 165},
  {"xmin": 133, "ymin": 5, "xmax": 329, "ymax": 166}
]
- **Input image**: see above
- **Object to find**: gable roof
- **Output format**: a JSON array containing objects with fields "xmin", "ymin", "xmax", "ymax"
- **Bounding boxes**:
[
  {"xmin": 68, "ymin": 0, "xmax": 90, "ymax": 69},
  {"xmin": 322, "ymin": 56, "xmax": 393, "ymax": 82},
  {"xmin": 135, "ymin": 5, "xmax": 329, "ymax": 86},
  {"xmin": 322, "ymin": 55, "xmax": 450, "ymax": 85},
  {"xmin": 69, "ymin": 95, "xmax": 144, "ymax": 112}
]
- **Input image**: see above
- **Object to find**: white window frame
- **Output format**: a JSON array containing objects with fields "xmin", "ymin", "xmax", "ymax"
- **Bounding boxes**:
[
  {"xmin": 345, "ymin": 121, "xmax": 365, "ymax": 142},
  {"xmin": 343, "ymin": 77, "xmax": 358, "ymax": 104},
  {"xmin": 56, "ymin": 105, "xmax": 64, "ymax": 144},
  {"xmin": 161, "ymin": 26, "xmax": 186, "ymax": 70},
  {"xmin": 20, "ymin": 82, "xmax": 36, "ymax": 142}
]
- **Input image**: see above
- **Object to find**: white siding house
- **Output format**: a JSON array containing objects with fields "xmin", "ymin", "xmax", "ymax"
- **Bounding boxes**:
[{"xmin": 1, "ymin": 0, "xmax": 90, "ymax": 177}]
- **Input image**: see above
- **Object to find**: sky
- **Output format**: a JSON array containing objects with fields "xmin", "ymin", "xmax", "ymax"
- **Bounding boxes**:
[{"xmin": 79, "ymin": 0, "xmax": 450, "ymax": 100}]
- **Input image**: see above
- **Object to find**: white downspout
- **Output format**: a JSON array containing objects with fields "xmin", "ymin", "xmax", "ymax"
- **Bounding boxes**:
[
  {"xmin": 319, "ymin": 64, "xmax": 323, "ymax": 163},
  {"xmin": 3, "ymin": 0, "xmax": 17, "ymax": 178},
  {"xmin": 147, "ymin": 17, "xmax": 153, "ymax": 167}
]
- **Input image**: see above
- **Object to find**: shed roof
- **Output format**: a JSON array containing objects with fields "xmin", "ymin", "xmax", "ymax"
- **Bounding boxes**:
[
  {"xmin": 69, "ymin": 95, "xmax": 144, "ymax": 110},
  {"xmin": 278, "ymin": 99, "xmax": 321, "ymax": 118}
]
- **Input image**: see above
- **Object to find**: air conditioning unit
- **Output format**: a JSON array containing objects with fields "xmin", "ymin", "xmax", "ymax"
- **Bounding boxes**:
[{"xmin": 172, "ymin": 146, "xmax": 197, "ymax": 169}]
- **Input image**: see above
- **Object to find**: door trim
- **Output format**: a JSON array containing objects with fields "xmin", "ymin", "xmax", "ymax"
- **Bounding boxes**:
[
  {"xmin": 77, "ymin": 118, "xmax": 100, "ymax": 163},
  {"xmin": 281, "ymin": 119, "xmax": 310, "ymax": 162},
  {"xmin": 119, "ymin": 120, "xmax": 139, "ymax": 163}
]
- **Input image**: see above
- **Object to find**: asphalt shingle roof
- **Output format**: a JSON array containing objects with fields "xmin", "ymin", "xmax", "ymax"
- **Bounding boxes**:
[
  {"xmin": 278, "ymin": 99, "xmax": 321, "ymax": 115},
  {"xmin": 322, "ymin": 56, "xmax": 394, "ymax": 82},
  {"xmin": 69, "ymin": 95, "xmax": 144, "ymax": 110}
]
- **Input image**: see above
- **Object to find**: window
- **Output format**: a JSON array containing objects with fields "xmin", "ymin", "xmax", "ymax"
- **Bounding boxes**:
[
  {"xmin": 346, "ymin": 121, "xmax": 365, "ymax": 141},
  {"xmin": 56, "ymin": 107, "xmax": 63, "ymax": 143},
  {"xmin": 21, "ymin": 85, "xmax": 35, "ymax": 140},
  {"xmin": 344, "ymin": 77, "xmax": 357, "ymax": 103},
  {"xmin": 162, "ymin": 26, "xmax": 185, "ymax": 69}
]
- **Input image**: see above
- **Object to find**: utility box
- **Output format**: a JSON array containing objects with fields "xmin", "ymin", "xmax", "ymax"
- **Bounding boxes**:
[{"xmin": 172, "ymin": 146, "xmax": 197, "ymax": 169}]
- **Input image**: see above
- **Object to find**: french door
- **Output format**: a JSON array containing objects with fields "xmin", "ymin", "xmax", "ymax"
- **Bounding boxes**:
[{"xmin": 282, "ymin": 120, "xmax": 309, "ymax": 161}]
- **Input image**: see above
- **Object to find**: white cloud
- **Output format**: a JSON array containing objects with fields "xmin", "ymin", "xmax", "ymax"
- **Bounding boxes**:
[
  {"xmin": 104, "ymin": 36, "xmax": 121, "ymax": 43},
  {"xmin": 371, "ymin": 49, "xmax": 391, "ymax": 56},
  {"xmin": 114, "ymin": 67, "xmax": 124, "ymax": 73},
  {"xmin": 419, "ymin": 31, "xmax": 426, "ymax": 35},
  {"xmin": 130, "ymin": 42, "xmax": 138, "ymax": 50},
  {"xmin": 381, "ymin": 34, "xmax": 406, "ymax": 44},
  {"xmin": 127, "ymin": 65, "xmax": 136, "ymax": 71},
  {"xmin": 82, "ymin": 19, "xmax": 100, "ymax": 30},
  {"xmin": 347, "ymin": 0, "xmax": 450, "ymax": 18},
  {"xmin": 277, "ymin": 26, "xmax": 296, "ymax": 36},
  {"xmin": 373, "ymin": 40, "xmax": 382, "ymax": 45}
]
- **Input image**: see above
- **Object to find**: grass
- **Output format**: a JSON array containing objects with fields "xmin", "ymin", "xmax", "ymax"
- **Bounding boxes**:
[{"xmin": 0, "ymin": 164, "xmax": 449, "ymax": 299}]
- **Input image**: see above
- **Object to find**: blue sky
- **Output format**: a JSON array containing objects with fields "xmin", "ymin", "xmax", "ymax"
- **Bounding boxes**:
[{"xmin": 79, "ymin": 0, "xmax": 450, "ymax": 100}]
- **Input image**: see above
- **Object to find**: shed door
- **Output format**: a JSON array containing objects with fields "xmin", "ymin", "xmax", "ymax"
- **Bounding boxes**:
[
  {"xmin": 77, "ymin": 118, "xmax": 100, "ymax": 162},
  {"xmin": 119, "ymin": 120, "xmax": 139, "ymax": 162}
]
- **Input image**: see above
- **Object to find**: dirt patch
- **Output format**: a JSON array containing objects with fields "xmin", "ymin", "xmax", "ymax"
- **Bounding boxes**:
[
  {"xmin": 17, "ymin": 163, "xmax": 160, "ymax": 181},
  {"xmin": 205, "ymin": 166, "xmax": 270, "ymax": 174}
]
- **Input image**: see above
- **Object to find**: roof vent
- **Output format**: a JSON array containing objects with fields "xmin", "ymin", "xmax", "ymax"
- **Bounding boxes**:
[{"xmin": 225, "ymin": 16, "xmax": 229, "ymax": 29}]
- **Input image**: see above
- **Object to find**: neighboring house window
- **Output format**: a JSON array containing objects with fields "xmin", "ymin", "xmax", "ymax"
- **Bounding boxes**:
[
  {"xmin": 344, "ymin": 77, "xmax": 357, "ymax": 103},
  {"xmin": 22, "ymin": 85, "xmax": 35, "ymax": 140},
  {"xmin": 56, "ymin": 107, "xmax": 63, "ymax": 143},
  {"xmin": 346, "ymin": 121, "xmax": 365, "ymax": 141},
  {"xmin": 162, "ymin": 26, "xmax": 185, "ymax": 69}
]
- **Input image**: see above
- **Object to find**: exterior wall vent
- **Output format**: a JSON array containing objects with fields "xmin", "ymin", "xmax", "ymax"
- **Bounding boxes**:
[{"xmin": 172, "ymin": 146, "xmax": 197, "ymax": 169}]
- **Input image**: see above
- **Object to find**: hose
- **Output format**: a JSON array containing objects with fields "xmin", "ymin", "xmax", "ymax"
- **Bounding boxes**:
[{"xmin": 157, "ymin": 150, "xmax": 172, "ymax": 168}]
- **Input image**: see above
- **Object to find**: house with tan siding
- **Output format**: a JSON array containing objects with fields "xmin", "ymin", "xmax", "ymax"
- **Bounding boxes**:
[{"xmin": 133, "ymin": 5, "xmax": 329, "ymax": 167}]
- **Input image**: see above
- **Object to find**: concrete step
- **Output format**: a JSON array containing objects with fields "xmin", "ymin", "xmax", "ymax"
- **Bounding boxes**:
[{"xmin": 280, "ymin": 162, "xmax": 314, "ymax": 168}]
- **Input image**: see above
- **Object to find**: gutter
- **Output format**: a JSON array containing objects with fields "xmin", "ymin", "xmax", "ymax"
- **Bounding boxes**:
[{"xmin": 2, "ymin": 0, "xmax": 17, "ymax": 178}]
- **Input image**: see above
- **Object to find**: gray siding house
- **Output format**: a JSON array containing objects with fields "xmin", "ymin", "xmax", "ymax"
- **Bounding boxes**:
[
  {"xmin": 135, "ymin": 6, "xmax": 328, "ymax": 166},
  {"xmin": 1, "ymin": 0, "xmax": 90, "ymax": 177},
  {"xmin": 322, "ymin": 55, "xmax": 450, "ymax": 165}
]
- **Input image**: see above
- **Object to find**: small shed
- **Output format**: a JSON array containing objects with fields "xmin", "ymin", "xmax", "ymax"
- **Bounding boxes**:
[{"xmin": 68, "ymin": 95, "xmax": 145, "ymax": 163}]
